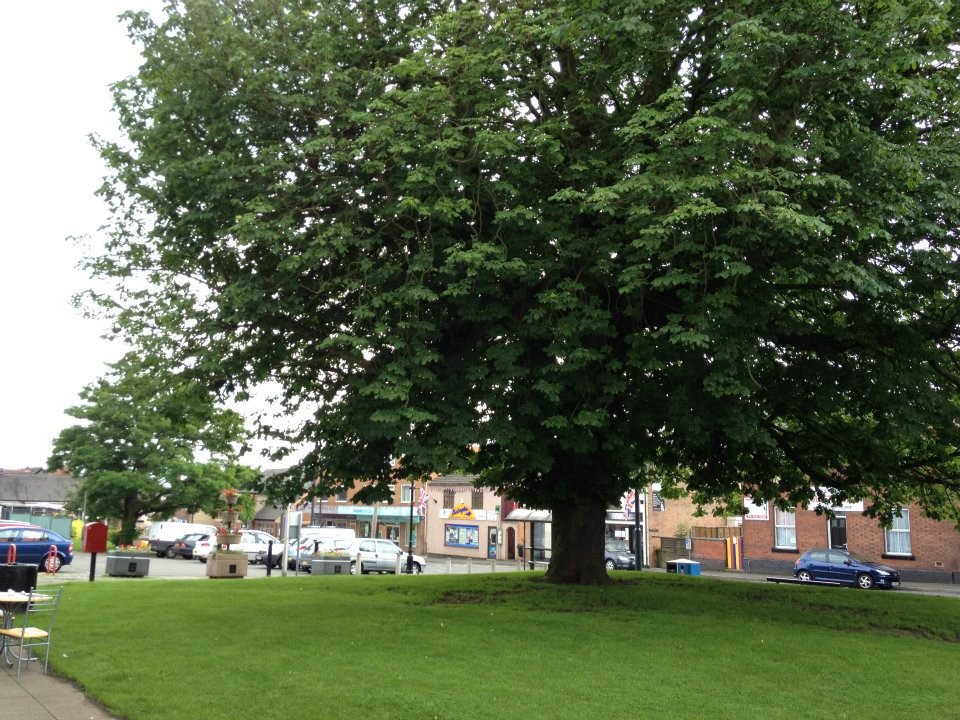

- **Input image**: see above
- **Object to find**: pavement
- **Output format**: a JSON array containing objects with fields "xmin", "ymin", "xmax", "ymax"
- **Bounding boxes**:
[
  {"xmin": 2, "ymin": 562, "xmax": 957, "ymax": 720},
  {"xmin": 0, "ymin": 661, "xmax": 116, "ymax": 720}
]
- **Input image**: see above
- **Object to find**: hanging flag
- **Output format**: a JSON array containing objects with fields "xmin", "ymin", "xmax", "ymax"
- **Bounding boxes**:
[
  {"xmin": 621, "ymin": 489, "xmax": 636, "ymax": 519},
  {"xmin": 416, "ymin": 487, "xmax": 430, "ymax": 518}
]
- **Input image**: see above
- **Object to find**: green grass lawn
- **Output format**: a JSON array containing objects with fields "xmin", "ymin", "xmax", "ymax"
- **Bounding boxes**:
[{"xmin": 44, "ymin": 572, "xmax": 959, "ymax": 720}]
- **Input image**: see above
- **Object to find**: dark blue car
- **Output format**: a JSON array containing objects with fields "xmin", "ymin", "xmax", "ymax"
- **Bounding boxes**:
[
  {"xmin": 794, "ymin": 548, "xmax": 900, "ymax": 589},
  {"xmin": 0, "ymin": 525, "xmax": 74, "ymax": 572}
]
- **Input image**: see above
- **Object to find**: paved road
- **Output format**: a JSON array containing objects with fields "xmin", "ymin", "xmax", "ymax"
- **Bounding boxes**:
[{"xmin": 48, "ymin": 552, "xmax": 960, "ymax": 598}]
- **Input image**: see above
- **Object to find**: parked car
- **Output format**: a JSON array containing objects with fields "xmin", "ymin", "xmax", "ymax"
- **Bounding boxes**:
[
  {"xmin": 339, "ymin": 538, "xmax": 426, "ymax": 574},
  {"xmin": 170, "ymin": 532, "xmax": 207, "ymax": 560},
  {"xmin": 0, "ymin": 525, "xmax": 74, "ymax": 572},
  {"xmin": 193, "ymin": 533, "xmax": 216, "ymax": 563},
  {"xmin": 236, "ymin": 530, "xmax": 283, "ymax": 564},
  {"xmin": 794, "ymin": 548, "xmax": 901, "ymax": 589},
  {"xmin": 604, "ymin": 540, "xmax": 636, "ymax": 570}
]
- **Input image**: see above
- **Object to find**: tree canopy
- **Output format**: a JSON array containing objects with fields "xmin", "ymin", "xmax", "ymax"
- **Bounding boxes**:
[
  {"xmin": 48, "ymin": 355, "xmax": 258, "ymax": 545},
  {"xmin": 91, "ymin": 0, "xmax": 960, "ymax": 582}
]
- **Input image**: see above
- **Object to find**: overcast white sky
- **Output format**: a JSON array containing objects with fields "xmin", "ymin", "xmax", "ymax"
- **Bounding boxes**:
[{"xmin": 0, "ymin": 2, "xmax": 163, "ymax": 468}]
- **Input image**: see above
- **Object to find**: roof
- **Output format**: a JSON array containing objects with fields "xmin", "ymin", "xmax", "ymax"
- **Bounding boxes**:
[
  {"xmin": 253, "ymin": 505, "xmax": 285, "ymax": 521},
  {"xmin": 0, "ymin": 470, "xmax": 80, "ymax": 504}
]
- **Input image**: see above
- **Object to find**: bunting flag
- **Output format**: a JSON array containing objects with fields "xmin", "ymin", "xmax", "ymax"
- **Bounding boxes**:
[{"xmin": 416, "ymin": 487, "xmax": 430, "ymax": 518}]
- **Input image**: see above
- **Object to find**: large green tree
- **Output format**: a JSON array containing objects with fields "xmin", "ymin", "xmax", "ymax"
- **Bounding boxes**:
[
  {"xmin": 48, "ymin": 355, "xmax": 258, "ymax": 545},
  {"xmin": 91, "ymin": 1, "xmax": 960, "ymax": 582}
]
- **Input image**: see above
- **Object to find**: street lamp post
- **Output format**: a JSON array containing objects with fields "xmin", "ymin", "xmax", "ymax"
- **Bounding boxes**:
[{"xmin": 406, "ymin": 479, "xmax": 415, "ymax": 574}]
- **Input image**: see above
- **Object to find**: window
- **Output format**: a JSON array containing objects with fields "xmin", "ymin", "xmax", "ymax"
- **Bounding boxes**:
[
  {"xmin": 443, "ymin": 490, "xmax": 456, "ymax": 509},
  {"xmin": 885, "ymin": 510, "xmax": 911, "ymax": 555},
  {"xmin": 471, "ymin": 489, "xmax": 484, "ymax": 510},
  {"xmin": 335, "ymin": 490, "xmax": 348, "ymax": 502},
  {"xmin": 401, "ymin": 485, "xmax": 413, "ymax": 503},
  {"xmin": 774, "ymin": 508, "xmax": 796, "ymax": 549}
]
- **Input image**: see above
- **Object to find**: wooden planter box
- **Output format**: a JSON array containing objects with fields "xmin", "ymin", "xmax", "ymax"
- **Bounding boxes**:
[
  {"xmin": 206, "ymin": 552, "xmax": 248, "ymax": 578},
  {"xmin": 310, "ymin": 558, "xmax": 351, "ymax": 576},
  {"xmin": 106, "ymin": 553, "xmax": 151, "ymax": 577}
]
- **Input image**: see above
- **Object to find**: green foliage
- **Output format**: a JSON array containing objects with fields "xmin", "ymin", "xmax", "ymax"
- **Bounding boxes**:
[
  {"xmin": 50, "ymin": 574, "xmax": 960, "ymax": 719},
  {"xmin": 89, "ymin": 1, "xmax": 960, "ymax": 579},
  {"xmin": 48, "ymin": 354, "xmax": 259, "ymax": 545}
]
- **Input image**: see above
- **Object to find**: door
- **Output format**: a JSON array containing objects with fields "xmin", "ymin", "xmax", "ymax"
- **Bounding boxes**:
[
  {"xmin": 375, "ymin": 540, "xmax": 401, "ymax": 571},
  {"xmin": 487, "ymin": 528, "xmax": 498, "ymax": 559},
  {"xmin": 805, "ymin": 549, "xmax": 831, "ymax": 580},
  {"xmin": 829, "ymin": 514, "xmax": 847, "ymax": 549},
  {"xmin": 826, "ymin": 549, "xmax": 855, "ymax": 584}
]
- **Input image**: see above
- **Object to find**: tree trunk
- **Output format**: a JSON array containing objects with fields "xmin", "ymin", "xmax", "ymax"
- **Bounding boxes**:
[
  {"xmin": 119, "ymin": 495, "xmax": 140, "ymax": 546},
  {"xmin": 544, "ymin": 494, "xmax": 610, "ymax": 585}
]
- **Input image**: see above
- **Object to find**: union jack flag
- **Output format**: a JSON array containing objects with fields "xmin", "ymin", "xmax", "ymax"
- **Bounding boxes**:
[
  {"xmin": 621, "ymin": 489, "xmax": 636, "ymax": 519},
  {"xmin": 416, "ymin": 487, "xmax": 430, "ymax": 518}
]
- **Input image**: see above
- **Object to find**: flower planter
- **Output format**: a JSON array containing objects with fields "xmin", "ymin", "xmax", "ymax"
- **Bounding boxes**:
[
  {"xmin": 310, "ymin": 558, "xmax": 351, "ymax": 575},
  {"xmin": 106, "ymin": 552, "xmax": 151, "ymax": 577},
  {"xmin": 206, "ymin": 552, "xmax": 248, "ymax": 578}
]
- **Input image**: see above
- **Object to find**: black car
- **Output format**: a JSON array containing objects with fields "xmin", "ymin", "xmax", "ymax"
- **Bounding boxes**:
[
  {"xmin": 171, "ymin": 532, "xmax": 206, "ymax": 560},
  {"xmin": 794, "ymin": 548, "xmax": 901, "ymax": 589},
  {"xmin": 604, "ymin": 540, "xmax": 636, "ymax": 570}
]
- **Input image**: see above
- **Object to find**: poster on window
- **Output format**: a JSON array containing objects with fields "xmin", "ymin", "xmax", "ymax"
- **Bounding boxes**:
[
  {"xmin": 444, "ymin": 524, "xmax": 480, "ymax": 548},
  {"xmin": 743, "ymin": 497, "xmax": 769, "ymax": 521}
]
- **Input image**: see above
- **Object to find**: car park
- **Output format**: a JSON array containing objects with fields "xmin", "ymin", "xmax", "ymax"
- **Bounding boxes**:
[
  {"xmin": 193, "ymin": 530, "xmax": 282, "ymax": 564},
  {"xmin": 604, "ymin": 539, "xmax": 636, "ymax": 570},
  {"xmin": 171, "ymin": 532, "xmax": 206, "ymax": 560},
  {"xmin": 0, "ymin": 525, "xmax": 74, "ymax": 572},
  {"xmin": 146, "ymin": 521, "xmax": 217, "ymax": 558},
  {"xmin": 282, "ymin": 536, "xmax": 354, "ymax": 572},
  {"xmin": 339, "ymin": 538, "xmax": 426, "ymax": 574},
  {"xmin": 794, "ymin": 548, "xmax": 901, "ymax": 589}
]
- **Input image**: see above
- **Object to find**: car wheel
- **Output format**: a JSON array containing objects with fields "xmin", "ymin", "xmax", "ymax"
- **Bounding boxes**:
[
  {"xmin": 42, "ymin": 554, "xmax": 63, "ymax": 573},
  {"xmin": 605, "ymin": 559, "xmax": 616, "ymax": 571},
  {"xmin": 165, "ymin": 546, "xmax": 177, "ymax": 559},
  {"xmin": 350, "ymin": 560, "xmax": 358, "ymax": 575},
  {"xmin": 411, "ymin": 562, "xmax": 422, "ymax": 574},
  {"xmin": 198, "ymin": 557, "xmax": 207, "ymax": 564},
  {"xmin": 797, "ymin": 569, "xmax": 813, "ymax": 582},
  {"xmin": 856, "ymin": 573, "xmax": 875, "ymax": 590}
]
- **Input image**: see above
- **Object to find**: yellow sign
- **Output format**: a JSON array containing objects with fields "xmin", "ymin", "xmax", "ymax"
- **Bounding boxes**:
[{"xmin": 450, "ymin": 503, "xmax": 475, "ymax": 520}]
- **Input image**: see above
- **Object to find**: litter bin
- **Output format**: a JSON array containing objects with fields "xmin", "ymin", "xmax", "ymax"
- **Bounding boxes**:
[
  {"xmin": 0, "ymin": 563, "xmax": 38, "ymax": 592},
  {"xmin": 665, "ymin": 559, "xmax": 701, "ymax": 576}
]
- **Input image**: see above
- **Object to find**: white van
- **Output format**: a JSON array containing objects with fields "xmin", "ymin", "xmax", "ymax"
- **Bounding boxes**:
[
  {"xmin": 145, "ymin": 521, "xmax": 217, "ymax": 557},
  {"xmin": 297, "ymin": 527, "xmax": 356, "ymax": 544}
]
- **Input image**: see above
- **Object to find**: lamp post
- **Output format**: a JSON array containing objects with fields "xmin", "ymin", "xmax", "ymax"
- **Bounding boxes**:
[{"xmin": 406, "ymin": 479, "xmax": 415, "ymax": 574}]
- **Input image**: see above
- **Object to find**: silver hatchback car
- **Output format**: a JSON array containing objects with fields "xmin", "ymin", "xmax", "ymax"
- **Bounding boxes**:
[{"xmin": 340, "ymin": 538, "xmax": 426, "ymax": 574}]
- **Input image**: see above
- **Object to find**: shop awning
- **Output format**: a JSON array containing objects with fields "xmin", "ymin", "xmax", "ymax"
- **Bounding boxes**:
[
  {"xmin": 504, "ymin": 509, "xmax": 552, "ymax": 522},
  {"xmin": 323, "ymin": 505, "xmax": 420, "ymax": 522}
]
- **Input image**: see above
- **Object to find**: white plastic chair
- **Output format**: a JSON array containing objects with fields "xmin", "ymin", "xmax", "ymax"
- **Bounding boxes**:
[{"xmin": 0, "ymin": 585, "xmax": 63, "ymax": 676}]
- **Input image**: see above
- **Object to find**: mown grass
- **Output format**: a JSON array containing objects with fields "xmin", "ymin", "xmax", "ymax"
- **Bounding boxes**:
[{"xmin": 43, "ymin": 572, "xmax": 959, "ymax": 720}]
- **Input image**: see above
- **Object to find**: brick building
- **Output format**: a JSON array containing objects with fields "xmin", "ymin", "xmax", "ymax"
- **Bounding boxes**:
[{"xmin": 741, "ymin": 498, "xmax": 960, "ymax": 584}]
